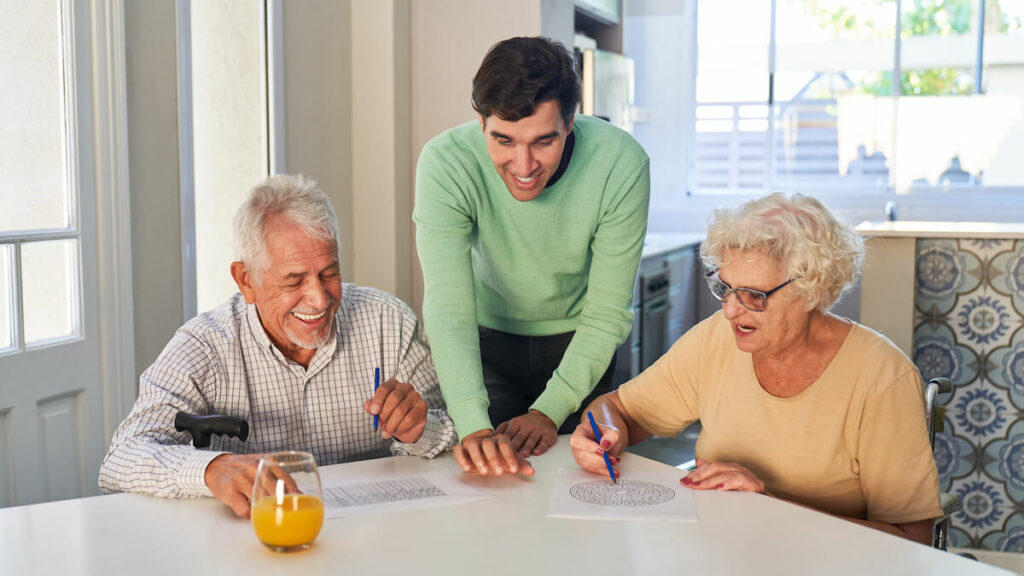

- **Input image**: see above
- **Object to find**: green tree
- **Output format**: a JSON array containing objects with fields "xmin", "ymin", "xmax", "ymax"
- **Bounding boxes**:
[{"xmin": 801, "ymin": 0, "xmax": 1020, "ymax": 96}]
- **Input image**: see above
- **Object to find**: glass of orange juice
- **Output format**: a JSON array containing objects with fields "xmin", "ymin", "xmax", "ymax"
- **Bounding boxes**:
[{"xmin": 251, "ymin": 451, "xmax": 324, "ymax": 552}]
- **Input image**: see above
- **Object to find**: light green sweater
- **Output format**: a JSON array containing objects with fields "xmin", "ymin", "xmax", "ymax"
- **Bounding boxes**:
[{"xmin": 414, "ymin": 115, "xmax": 650, "ymax": 439}]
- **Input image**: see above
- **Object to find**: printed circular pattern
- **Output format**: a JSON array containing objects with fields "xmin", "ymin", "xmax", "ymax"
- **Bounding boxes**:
[
  {"xmin": 913, "ymin": 338, "xmax": 961, "ymax": 383},
  {"xmin": 1010, "ymin": 253, "xmax": 1024, "ymax": 296},
  {"xmin": 981, "ymin": 515, "xmax": 1024, "ymax": 552},
  {"xmin": 954, "ymin": 388, "xmax": 1008, "ymax": 438},
  {"xmin": 1007, "ymin": 345, "xmax": 1024, "ymax": 396},
  {"xmin": 1000, "ymin": 436, "xmax": 1024, "ymax": 492},
  {"xmin": 569, "ymin": 479, "xmax": 675, "ymax": 507},
  {"xmin": 997, "ymin": 527, "xmax": 1024, "ymax": 553},
  {"xmin": 916, "ymin": 243, "xmax": 963, "ymax": 299},
  {"xmin": 955, "ymin": 295, "xmax": 1011, "ymax": 346},
  {"xmin": 932, "ymin": 432, "xmax": 959, "ymax": 478},
  {"xmin": 956, "ymin": 480, "xmax": 1006, "ymax": 530}
]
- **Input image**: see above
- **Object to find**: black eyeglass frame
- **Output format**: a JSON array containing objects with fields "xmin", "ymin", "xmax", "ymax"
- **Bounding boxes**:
[{"xmin": 704, "ymin": 270, "xmax": 796, "ymax": 312}]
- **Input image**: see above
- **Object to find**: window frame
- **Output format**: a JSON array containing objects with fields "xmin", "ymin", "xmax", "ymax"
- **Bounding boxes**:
[
  {"xmin": 689, "ymin": 0, "xmax": 1023, "ymax": 198},
  {"xmin": 0, "ymin": 0, "xmax": 84, "ymax": 356}
]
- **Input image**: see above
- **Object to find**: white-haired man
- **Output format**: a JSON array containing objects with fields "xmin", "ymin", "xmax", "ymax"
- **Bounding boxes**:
[{"xmin": 100, "ymin": 174, "xmax": 455, "ymax": 517}]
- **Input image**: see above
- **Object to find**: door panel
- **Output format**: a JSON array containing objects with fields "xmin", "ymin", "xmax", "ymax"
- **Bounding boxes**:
[{"xmin": 0, "ymin": 0, "xmax": 106, "ymax": 506}]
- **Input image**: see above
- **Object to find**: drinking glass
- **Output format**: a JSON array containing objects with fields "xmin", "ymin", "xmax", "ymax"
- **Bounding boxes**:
[{"xmin": 251, "ymin": 451, "xmax": 324, "ymax": 552}]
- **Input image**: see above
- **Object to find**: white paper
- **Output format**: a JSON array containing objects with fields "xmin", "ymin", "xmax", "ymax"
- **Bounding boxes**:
[
  {"xmin": 320, "ymin": 470, "xmax": 488, "ymax": 519},
  {"xmin": 547, "ymin": 468, "xmax": 698, "ymax": 522}
]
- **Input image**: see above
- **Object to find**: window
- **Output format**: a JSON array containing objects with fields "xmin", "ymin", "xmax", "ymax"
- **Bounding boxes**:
[
  {"xmin": 187, "ymin": 0, "xmax": 269, "ymax": 314},
  {"xmin": 693, "ymin": 0, "xmax": 771, "ymax": 190},
  {"xmin": 0, "ymin": 0, "xmax": 81, "ymax": 354},
  {"xmin": 692, "ymin": 0, "xmax": 1024, "ymax": 193}
]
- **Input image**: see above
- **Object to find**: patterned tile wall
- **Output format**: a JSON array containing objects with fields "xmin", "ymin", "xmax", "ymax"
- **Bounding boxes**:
[{"xmin": 913, "ymin": 238, "xmax": 1024, "ymax": 551}]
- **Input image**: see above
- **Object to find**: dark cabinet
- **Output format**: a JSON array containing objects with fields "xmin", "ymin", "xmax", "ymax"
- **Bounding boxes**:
[{"xmin": 613, "ymin": 237, "xmax": 705, "ymax": 386}]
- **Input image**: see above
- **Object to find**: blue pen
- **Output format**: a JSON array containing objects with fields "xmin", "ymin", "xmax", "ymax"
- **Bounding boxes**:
[
  {"xmin": 373, "ymin": 367, "xmax": 380, "ymax": 430},
  {"xmin": 587, "ymin": 411, "xmax": 617, "ymax": 484}
]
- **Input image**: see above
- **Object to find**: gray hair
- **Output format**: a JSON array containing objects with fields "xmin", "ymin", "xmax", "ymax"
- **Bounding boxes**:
[
  {"xmin": 232, "ymin": 174, "xmax": 340, "ymax": 285},
  {"xmin": 700, "ymin": 193, "xmax": 864, "ymax": 312}
]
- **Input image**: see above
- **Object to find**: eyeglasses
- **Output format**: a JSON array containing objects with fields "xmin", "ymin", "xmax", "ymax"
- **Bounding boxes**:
[{"xmin": 704, "ymin": 271, "xmax": 795, "ymax": 312}]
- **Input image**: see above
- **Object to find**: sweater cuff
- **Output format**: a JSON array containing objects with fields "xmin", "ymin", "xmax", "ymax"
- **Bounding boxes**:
[
  {"xmin": 530, "ymin": 387, "xmax": 577, "ymax": 430},
  {"xmin": 178, "ymin": 450, "xmax": 226, "ymax": 497},
  {"xmin": 448, "ymin": 398, "xmax": 494, "ymax": 441}
]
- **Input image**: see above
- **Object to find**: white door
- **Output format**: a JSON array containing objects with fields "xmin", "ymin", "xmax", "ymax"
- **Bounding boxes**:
[{"xmin": 0, "ymin": 0, "xmax": 129, "ymax": 506}]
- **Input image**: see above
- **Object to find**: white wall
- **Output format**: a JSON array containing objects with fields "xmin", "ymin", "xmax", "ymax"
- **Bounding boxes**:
[
  {"xmin": 192, "ymin": 0, "xmax": 267, "ymax": 313},
  {"xmin": 124, "ymin": 0, "xmax": 184, "ymax": 377},
  {"xmin": 626, "ymin": 0, "xmax": 696, "ymax": 203},
  {"xmin": 280, "ymin": 0, "xmax": 355, "ymax": 284},
  {"xmin": 350, "ymin": 1, "xmax": 412, "ymax": 303}
]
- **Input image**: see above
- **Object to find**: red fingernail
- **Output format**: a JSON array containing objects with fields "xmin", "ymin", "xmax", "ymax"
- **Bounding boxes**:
[
  {"xmin": 595, "ymin": 449, "xmax": 604, "ymax": 456},
  {"xmin": 609, "ymin": 456, "xmax": 619, "ymax": 464},
  {"xmin": 713, "ymin": 484, "xmax": 723, "ymax": 490},
  {"xmin": 601, "ymin": 440, "xmax": 611, "ymax": 450},
  {"xmin": 681, "ymin": 477, "xmax": 691, "ymax": 485}
]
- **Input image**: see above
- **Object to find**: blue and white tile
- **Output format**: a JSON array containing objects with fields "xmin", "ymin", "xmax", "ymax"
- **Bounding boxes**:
[
  {"xmin": 962, "ymin": 238, "xmax": 1014, "ymax": 262},
  {"xmin": 990, "ymin": 241, "xmax": 1024, "ymax": 317},
  {"xmin": 983, "ymin": 419, "xmax": 1024, "ymax": 504},
  {"xmin": 980, "ymin": 510, "xmax": 1024, "ymax": 552},
  {"xmin": 934, "ymin": 418, "xmax": 977, "ymax": 492},
  {"xmin": 986, "ymin": 327, "xmax": 1024, "ymax": 411},
  {"xmin": 916, "ymin": 239, "xmax": 981, "ymax": 315},
  {"xmin": 951, "ymin": 381, "xmax": 1014, "ymax": 445},
  {"xmin": 952, "ymin": 476, "xmax": 1011, "ymax": 538},
  {"xmin": 951, "ymin": 290, "xmax": 1017, "ymax": 352},
  {"xmin": 913, "ymin": 322, "xmax": 979, "ymax": 386}
]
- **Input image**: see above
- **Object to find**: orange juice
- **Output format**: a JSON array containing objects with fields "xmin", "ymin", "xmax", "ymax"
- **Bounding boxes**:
[{"xmin": 251, "ymin": 493, "xmax": 324, "ymax": 550}]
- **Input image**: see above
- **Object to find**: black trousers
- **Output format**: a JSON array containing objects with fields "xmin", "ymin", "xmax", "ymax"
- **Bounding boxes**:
[{"xmin": 478, "ymin": 326, "xmax": 616, "ymax": 434}]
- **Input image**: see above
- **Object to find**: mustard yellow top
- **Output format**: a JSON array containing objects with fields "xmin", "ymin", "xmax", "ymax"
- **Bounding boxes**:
[{"xmin": 620, "ymin": 311, "xmax": 943, "ymax": 524}]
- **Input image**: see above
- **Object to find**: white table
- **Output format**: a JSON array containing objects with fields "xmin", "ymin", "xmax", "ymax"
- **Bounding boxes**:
[{"xmin": 0, "ymin": 441, "xmax": 1009, "ymax": 576}]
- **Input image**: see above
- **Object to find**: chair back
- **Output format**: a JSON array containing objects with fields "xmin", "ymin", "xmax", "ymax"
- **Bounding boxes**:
[
  {"xmin": 924, "ymin": 377, "xmax": 952, "ymax": 447},
  {"xmin": 923, "ymin": 376, "xmax": 958, "ymax": 551}
]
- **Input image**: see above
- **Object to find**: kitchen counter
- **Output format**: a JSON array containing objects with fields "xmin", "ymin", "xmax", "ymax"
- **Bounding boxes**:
[
  {"xmin": 855, "ymin": 220, "xmax": 1024, "ymax": 239},
  {"xmin": 642, "ymin": 232, "xmax": 704, "ymax": 261}
]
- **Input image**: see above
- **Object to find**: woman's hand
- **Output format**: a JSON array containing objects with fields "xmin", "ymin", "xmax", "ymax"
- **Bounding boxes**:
[
  {"xmin": 569, "ymin": 421, "xmax": 623, "ymax": 477},
  {"xmin": 681, "ymin": 459, "xmax": 765, "ymax": 493}
]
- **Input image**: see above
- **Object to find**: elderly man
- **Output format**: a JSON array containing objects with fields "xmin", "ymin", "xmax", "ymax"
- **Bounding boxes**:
[
  {"xmin": 100, "ymin": 174, "xmax": 455, "ymax": 517},
  {"xmin": 414, "ymin": 36, "xmax": 650, "ymax": 477}
]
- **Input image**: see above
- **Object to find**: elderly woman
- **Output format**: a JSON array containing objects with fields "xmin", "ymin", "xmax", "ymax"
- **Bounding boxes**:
[{"xmin": 571, "ymin": 193, "xmax": 941, "ymax": 543}]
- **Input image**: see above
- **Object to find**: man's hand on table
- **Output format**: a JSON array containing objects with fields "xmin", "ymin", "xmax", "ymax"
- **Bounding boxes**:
[
  {"xmin": 364, "ymin": 378, "xmax": 428, "ymax": 443},
  {"xmin": 453, "ymin": 429, "xmax": 535, "ymax": 477},
  {"xmin": 495, "ymin": 410, "xmax": 558, "ymax": 457},
  {"xmin": 204, "ymin": 453, "xmax": 263, "ymax": 518}
]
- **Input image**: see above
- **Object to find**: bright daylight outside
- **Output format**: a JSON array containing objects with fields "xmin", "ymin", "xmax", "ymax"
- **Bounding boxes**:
[
  {"xmin": 0, "ymin": 0, "xmax": 79, "ymax": 353},
  {"xmin": 694, "ymin": 0, "xmax": 1024, "ymax": 192}
]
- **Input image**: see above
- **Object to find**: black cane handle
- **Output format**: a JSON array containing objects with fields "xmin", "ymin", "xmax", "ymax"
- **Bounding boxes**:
[{"xmin": 174, "ymin": 413, "xmax": 249, "ymax": 448}]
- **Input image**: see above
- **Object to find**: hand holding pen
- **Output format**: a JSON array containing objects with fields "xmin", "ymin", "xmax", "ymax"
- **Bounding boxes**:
[
  {"xmin": 585, "ymin": 409, "xmax": 614, "ymax": 481},
  {"xmin": 363, "ymin": 379, "xmax": 429, "ymax": 444},
  {"xmin": 373, "ymin": 367, "xmax": 380, "ymax": 430}
]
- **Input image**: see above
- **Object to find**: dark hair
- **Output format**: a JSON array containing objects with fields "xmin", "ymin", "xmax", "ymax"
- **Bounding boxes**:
[{"xmin": 472, "ymin": 36, "xmax": 581, "ymax": 126}]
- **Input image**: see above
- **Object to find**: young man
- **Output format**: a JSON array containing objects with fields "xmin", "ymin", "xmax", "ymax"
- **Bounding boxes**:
[
  {"xmin": 100, "ymin": 175, "xmax": 455, "ymax": 517},
  {"xmin": 414, "ymin": 37, "xmax": 650, "ymax": 476}
]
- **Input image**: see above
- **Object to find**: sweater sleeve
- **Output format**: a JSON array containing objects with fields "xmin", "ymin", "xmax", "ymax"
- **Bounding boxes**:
[
  {"xmin": 413, "ymin": 139, "xmax": 492, "ymax": 440},
  {"xmin": 531, "ymin": 155, "xmax": 651, "ymax": 426},
  {"xmin": 386, "ymin": 296, "xmax": 457, "ymax": 457}
]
